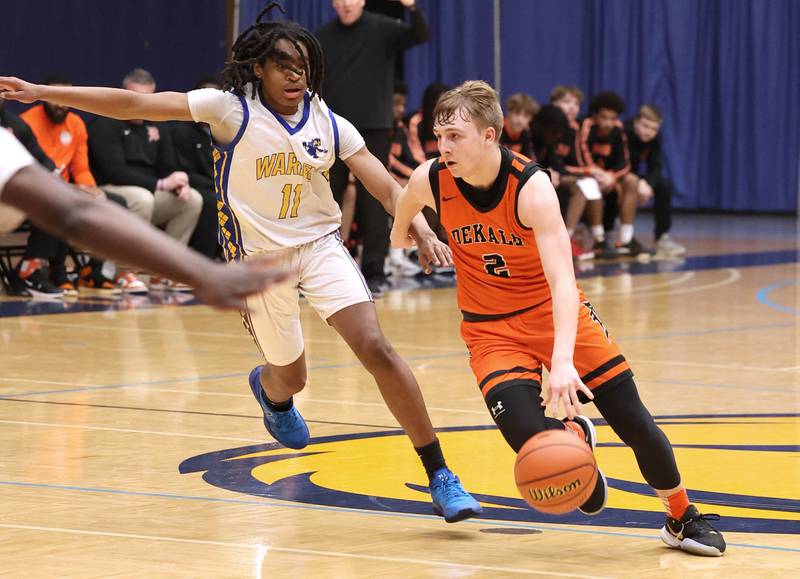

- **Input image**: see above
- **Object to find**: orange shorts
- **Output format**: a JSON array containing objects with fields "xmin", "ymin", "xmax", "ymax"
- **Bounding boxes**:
[{"xmin": 460, "ymin": 299, "xmax": 632, "ymax": 400}]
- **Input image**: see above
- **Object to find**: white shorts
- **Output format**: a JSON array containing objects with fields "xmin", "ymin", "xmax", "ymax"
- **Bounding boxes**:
[{"xmin": 242, "ymin": 232, "xmax": 373, "ymax": 366}]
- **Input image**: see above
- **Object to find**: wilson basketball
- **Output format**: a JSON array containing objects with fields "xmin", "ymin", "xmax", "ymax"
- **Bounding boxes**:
[{"xmin": 514, "ymin": 429, "xmax": 598, "ymax": 514}]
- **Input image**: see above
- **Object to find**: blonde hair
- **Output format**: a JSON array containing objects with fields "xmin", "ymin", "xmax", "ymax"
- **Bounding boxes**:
[
  {"xmin": 506, "ymin": 92, "xmax": 539, "ymax": 117},
  {"xmin": 637, "ymin": 104, "xmax": 663, "ymax": 123},
  {"xmin": 433, "ymin": 80, "xmax": 504, "ymax": 141},
  {"xmin": 549, "ymin": 85, "xmax": 584, "ymax": 104}
]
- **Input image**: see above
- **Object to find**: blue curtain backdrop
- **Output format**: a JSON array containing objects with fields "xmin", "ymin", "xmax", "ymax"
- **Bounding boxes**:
[
  {"xmin": 3, "ymin": 0, "xmax": 797, "ymax": 212},
  {"xmin": 0, "ymin": 0, "xmax": 227, "ymax": 92}
]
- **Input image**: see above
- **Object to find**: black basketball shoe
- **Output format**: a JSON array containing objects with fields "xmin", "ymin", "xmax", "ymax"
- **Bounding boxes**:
[
  {"xmin": 660, "ymin": 504, "xmax": 726, "ymax": 556},
  {"xmin": 565, "ymin": 415, "xmax": 608, "ymax": 515}
]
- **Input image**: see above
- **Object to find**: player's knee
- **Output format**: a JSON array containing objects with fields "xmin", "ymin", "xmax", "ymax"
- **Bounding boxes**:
[
  {"xmin": 485, "ymin": 383, "xmax": 549, "ymax": 453},
  {"xmin": 353, "ymin": 333, "xmax": 396, "ymax": 369},
  {"xmin": 595, "ymin": 378, "xmax": 663, "ymax": 449}
]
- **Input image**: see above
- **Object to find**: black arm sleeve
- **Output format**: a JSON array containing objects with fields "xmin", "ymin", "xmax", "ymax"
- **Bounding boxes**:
[{"xmin": 88, "ymin": 119, "xmax": 158, "ymax": 191}]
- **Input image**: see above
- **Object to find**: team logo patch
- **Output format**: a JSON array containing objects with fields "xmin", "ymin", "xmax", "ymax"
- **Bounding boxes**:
[
  {"xmin": 179, "ymin": 413, "xmax": 800, "ymax": 533},
  {"xmin": 302, "ymin": 137, "xmax": 328, "ymax": 159}
]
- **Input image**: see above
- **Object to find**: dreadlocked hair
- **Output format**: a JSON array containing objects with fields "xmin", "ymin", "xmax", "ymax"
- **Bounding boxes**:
[{"xmin": 221, "ymin": 2, "xmax": 324, "ymax": 100}]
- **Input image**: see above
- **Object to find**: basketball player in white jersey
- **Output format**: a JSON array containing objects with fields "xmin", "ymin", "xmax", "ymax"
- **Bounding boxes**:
[
  {"xmin": 0, "ymin": 129, "xmax": 288, "ymax": 309},
  {"xmin": 0, "ymin": 6, "xmax": 483, "ymax": 522}
]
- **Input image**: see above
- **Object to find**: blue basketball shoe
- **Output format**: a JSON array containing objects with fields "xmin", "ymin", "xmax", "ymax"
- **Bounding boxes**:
[
  {"xmin": 429, "ymin": 467, "xmax": 483, "ymax": 523},
  {"xmin": 248, "ymin": 365, "xmax": 309, "ymax": 449}
]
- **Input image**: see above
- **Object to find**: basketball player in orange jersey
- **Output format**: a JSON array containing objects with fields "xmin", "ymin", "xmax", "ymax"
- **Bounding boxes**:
[{"xmin": 391, "ymin": 81, "xmax": 726, "ymax": 556}]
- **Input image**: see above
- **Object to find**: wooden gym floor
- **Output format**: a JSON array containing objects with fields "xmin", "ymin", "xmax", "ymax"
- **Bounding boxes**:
[{"xmin": 0, "ymin": 214, "xmax": 797, "ymax": 577}]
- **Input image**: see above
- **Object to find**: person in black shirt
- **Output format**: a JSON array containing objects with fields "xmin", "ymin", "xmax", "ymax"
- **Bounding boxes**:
[
  {"xmin": 317, "ymin": 0, "xmax": 429, "ymax": 294},
  {"xmin": 89, "ymin": 69, "xmax": 203, "ymax": 289},
  {"xmin": 171, "ymin": 76, "xmax": 223, "ymax": 260},
  {"xmin": 580, "ymin": 92, "xmax": 649, "ymax": 256},
  {"xmin": 548, "ymin": 86, "xmax": 601, "ymax": 259},
  {"xmin": 624, "ymin": 105, "xmax": 686, "ymax": 256},
  {"xmin": 500, "ymin": 92, "xmax": 538, "ymax": 159}
]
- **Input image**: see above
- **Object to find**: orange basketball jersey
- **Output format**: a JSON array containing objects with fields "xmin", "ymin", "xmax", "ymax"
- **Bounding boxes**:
[{"xmin": 430, "ymin": 147, "xmax": 563, "ymax": 320}]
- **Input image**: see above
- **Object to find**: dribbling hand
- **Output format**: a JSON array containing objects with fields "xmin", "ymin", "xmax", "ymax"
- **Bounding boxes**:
[{"xmin": 542, "ymin": 362, "xmax": 594, "ymax": 420}]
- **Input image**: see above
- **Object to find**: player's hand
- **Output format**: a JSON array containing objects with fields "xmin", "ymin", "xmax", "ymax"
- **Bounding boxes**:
[
  {"xmin": 191, "ymin": 256, "xmax": 292, "ymax": 310},
  {"xmin": 0, "ymin": 77, "xmax": 41, "ymax": 104},
  {"xmin": 390, "ymin": 221, "xmax": 414, "ymax": 250},
  {"xmin": 542, "ymin": 362, "xmax": 593, "ymax": 420},
  {"xmin": 393, "ymin": 0, "xmax": 417, "ymax": 7},
  {"xmin": 415, "ymin": 233, "xmax": 453, "ymax": 274},
  {"xmin": 550, "ymin": 171, "xmax": 561, "ymax": 189}
]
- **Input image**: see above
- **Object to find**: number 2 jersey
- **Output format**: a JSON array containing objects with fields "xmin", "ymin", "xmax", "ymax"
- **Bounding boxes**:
[
  {"xmin": 430, "ymin": 147, "xmax": 580, "ymax": 321},
  {"xmin": 188, "ymin": 86, "xmax": 365, "ymax": 259}
]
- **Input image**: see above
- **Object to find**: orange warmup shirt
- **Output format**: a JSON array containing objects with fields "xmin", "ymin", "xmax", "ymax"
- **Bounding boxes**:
[{"xmin": 20, "ymin": 104, "xmax": 96, "ymax": 186}]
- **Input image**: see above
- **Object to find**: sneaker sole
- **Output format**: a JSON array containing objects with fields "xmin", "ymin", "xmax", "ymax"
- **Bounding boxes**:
[
  {"xmin": 432, "ymin": 503, "xmax": 482, "ymax": 523},
  {"xmin": 659, "ymin": 526, "xmax": 724, "ymax": 557},
  {"xmin": 79, "ymin": 288, "xmax": 123, "ymax": 297},
  {"xmin": 24, "ymin": 287, "xmax": 65, "ymax": 299}
]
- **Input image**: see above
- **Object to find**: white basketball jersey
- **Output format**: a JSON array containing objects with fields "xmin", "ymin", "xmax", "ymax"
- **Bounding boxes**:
[{"xmin": 213, "ymin": 88, "xmax": 347, "ymax": 259}]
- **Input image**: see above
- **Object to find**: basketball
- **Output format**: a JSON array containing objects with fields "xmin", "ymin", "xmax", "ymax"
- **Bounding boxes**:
[{"xmin": 514, "ymin": 429, "xmax": 598, "ymax": 514}]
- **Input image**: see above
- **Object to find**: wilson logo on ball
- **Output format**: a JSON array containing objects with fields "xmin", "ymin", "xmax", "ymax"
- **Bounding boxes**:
[{"xmin": 528, "ymin": 479, "xmax": 583, "ymax": 502}]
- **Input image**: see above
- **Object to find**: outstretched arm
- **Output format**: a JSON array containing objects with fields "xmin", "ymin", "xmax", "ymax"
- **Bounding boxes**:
[
  {"xmin": 390, "ymin": 160, "xmax": 436, "ymax": 250},
  {"xmin": 4, "ymin": 164, "xmax": 287, "ymax": 309},
  {"xmin": 0, "ymin": 76, "xmax": 193, "ymax": 122},
  {"xmin": 517, "ymin": 171, "xmax": 593, "ymax": 418},
  {"xmin": 345, "ymin": 147, "xmax": 451, "ymax": 272}
]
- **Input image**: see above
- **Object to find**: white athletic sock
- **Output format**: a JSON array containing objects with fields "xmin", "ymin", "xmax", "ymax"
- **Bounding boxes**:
[
  {"xmin": 620, "ymin": 224, "xmax": 634, "ymax": 245},
  {"xmin": 591, "ymin": 225, "xmax": 605, "ymax": 242}
]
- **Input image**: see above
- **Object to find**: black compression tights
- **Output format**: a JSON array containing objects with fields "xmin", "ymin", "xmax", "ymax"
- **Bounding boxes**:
[
  {"xmin": 593, "ymin": 377, "xmax": 681, "ymax": 490},
  {"xmin": 485, "ymin": 377, "xmax": 680, "ymax": 490}
]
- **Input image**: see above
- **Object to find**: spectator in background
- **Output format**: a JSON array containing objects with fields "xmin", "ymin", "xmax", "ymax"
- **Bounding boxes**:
[
  {"xmin": 500, "ymin": 92, "xmax": 538, "ymax": 158},
  {"xmin": 549, "ymin": 86, "xmax": 602, "ymax": 259},
  {"xmin": 88, "ymin": 68, "xmax": 203, "ymax": 290},
  {"xmin": 388, "ymin": 82, "xmax": 417, "ymax": 185},
  {"xmin": 317, "ymin": 0, "xmax": 429, "ymax": 294},
  {"xmin": 21, "ymin": 74, "xmax": 133, "ymax": 296},
  {"xmin": 0, "ymin": 97, "xmax": 64, "ymax": 296},
  {"xmin": 386, "ymin": 81, "xmax": 422, "ymax": 277},
  {"xmin": 580, "ymin": 91, "xmax": 649, "ymax": 256},
  {"xmin": 171, "ymin": 76, "xmax": 223, "ymax": 260},
  {"xmin": 408, "ymin": 82, "xmax": 449, "ymax": 164},
  {"xmin": 624, "ymin": 105, "xmax": 685, "ymax": 256}
]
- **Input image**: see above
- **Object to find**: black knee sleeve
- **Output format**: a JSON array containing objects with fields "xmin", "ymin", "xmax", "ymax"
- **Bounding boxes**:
[
  {"xmin": 593, "ymin": 377, "xmax": 681, "ymax": 489},
  {"xmin": 485, "ymin": 383, "xmax": 564, "ymax": 453}
]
